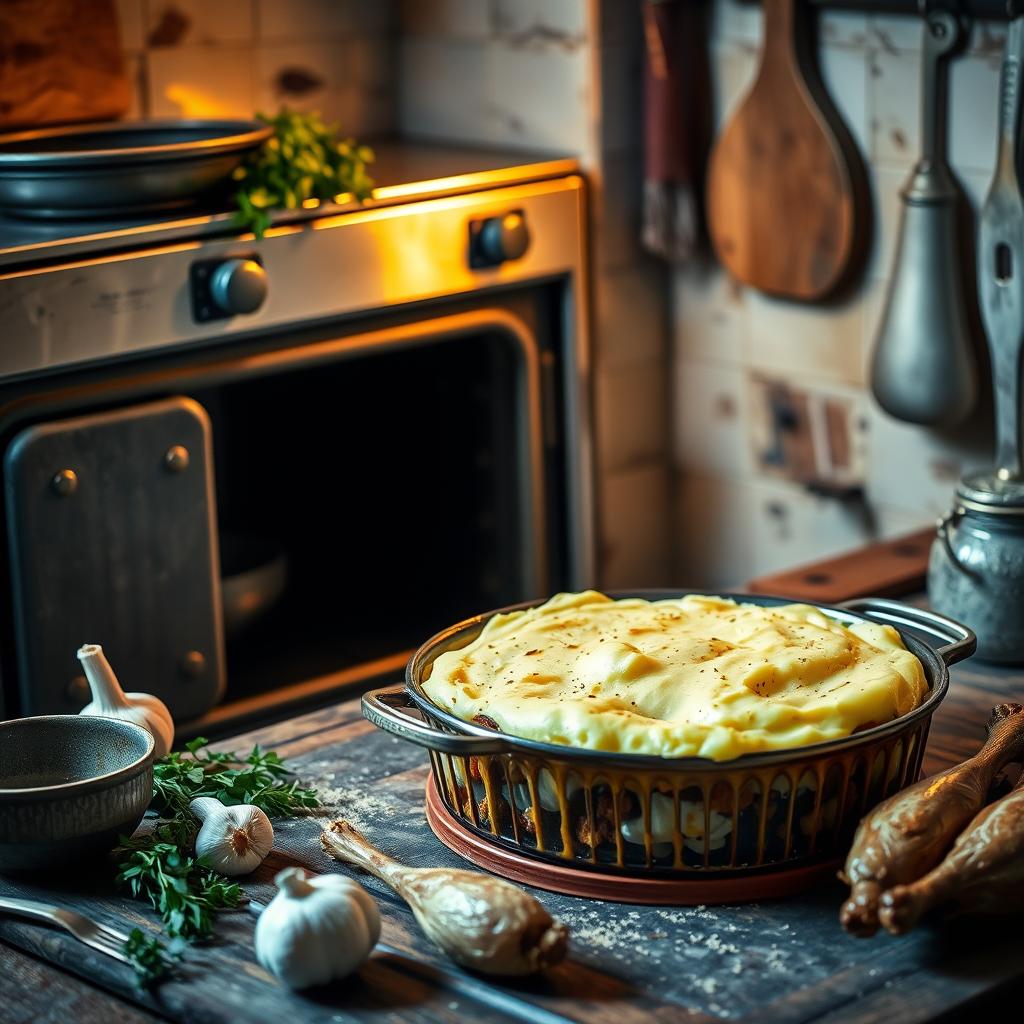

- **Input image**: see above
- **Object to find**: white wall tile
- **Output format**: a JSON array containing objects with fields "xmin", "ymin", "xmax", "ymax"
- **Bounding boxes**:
[
  {"xmin": 398, "ymin": 35, "xmax": 491, "ymax": 143},
  {"xmin": 869, "ymin": 15, "xmax": 1005, "ymax": 57},
  {"xmin": 969, "ymin": 21, "xmax": 1007, "ymax": 58},
  {"xmin": 347, "ymin": 32, "xmax": 395, "ymax": 91},
  {"xmin": 748, "ymin": 478, "xmax": 875, "ymax": 578},
  {"xmin": 868, "ymin": 14, "xmax": 923, "ymax": 54},
  {"xmin": 147, "ymin": 45, "xmax": 254, "ymax": 117},
  {"xmin": 949, "ymin": 54, "xmax": 999, "ymax": 178},
  {"xmin": 596, "ymin": 361, "xmax": 669, "ymax": 473},
  {"xmin": 873, "ymin": 502, "xmax": 934, "ymax": 540},
  {"xmin": 745, "ymin": 289, "xmax": 866, "ymax": 387},
  {"xmin": 337, "ymin": 83, "xmax": 396, "ymax": 136},
  {"xmin": 871, "ymin": 46, "xmax": 999, "ymax": 178},
  {"xmin": 821, "ymin": 42, "xmax": 869, "ymax": 159},
  {"xmin": 146, "ymin": 0, "xmax": 254, "ymax": 47},
  {"xmin": 595, "ymin": 264, "xmax": 669, "ymax": 370},
  {"xmin": 710, "ymin": 37, "xmax": 758, "ymax": 134},
  {"xmin": 401, "ymin": 0, "xmax": 491, "ymax": 38},
  {"xmin": 708, "ymin": 0, "xmax": 761, "ymax": 47},
  {"xmin": 672, "ymin": 359, "xmax": 753, "ymax": 479},
  {"xmin": 600, "ymin": 463, "xmax": 672, "ymax": 589},
  {"xmin": 866, "ymin": 164, "xmax": 906, "ymax": 282},
  {"xmin": 487, "ymin": 38, "xmax": 590, "ymax": 152},
  {"xmin": 820, "ymin": 12, "xmax": 868, "ymax": 50},
  {"xmin": 869, "ymin": 47, "xmax": 918, "ymax": 169},
  {"xmin": 674, "ymin": 471, "xmax": 755, "ymax": 590},
  {"xmin": 671, "ymin": 262, "xmax": 748, "ymax": 367},
  {"xmin": 254, "ymin": 40, "xmax": 344, "ymax": 119},
  {"xmin": 494, "ymin": 0, "xmax": 587, "ymax": 40},
  {"xmin": 864, "ymin": 404, "xmax": 992, "ymax": 522},
  {"xmin": 258, "ymin": 0, "xmax": 357, "ymax": 40}
]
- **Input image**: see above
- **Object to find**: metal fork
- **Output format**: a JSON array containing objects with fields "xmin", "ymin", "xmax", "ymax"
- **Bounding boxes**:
[{"xmin": 0, "ymin": 895, "xmax": 131, "ymax": 964}]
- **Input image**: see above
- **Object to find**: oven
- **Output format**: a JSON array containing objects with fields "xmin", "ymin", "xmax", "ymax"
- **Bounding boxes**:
[{"xmin": 0, "ymin": 155, "xmax": 592, "ymax": 735}]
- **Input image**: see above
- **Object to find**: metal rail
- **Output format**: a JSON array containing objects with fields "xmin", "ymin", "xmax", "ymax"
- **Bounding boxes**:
[{"xmin": 750, "ymin": 1, "xmax": 1018, "ymax": 18}]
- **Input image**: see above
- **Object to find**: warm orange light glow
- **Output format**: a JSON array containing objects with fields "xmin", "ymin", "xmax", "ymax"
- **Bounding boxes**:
[{"xmin": 163, "ymin": 85, "xmax": 238, "ymax": 119}]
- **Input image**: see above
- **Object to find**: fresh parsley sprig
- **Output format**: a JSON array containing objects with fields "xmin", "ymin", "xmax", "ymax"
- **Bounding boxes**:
[
  {"xmin": 233, "ymin": 108, "xmax": 374, "ymax": 238},
  {"xmin": 112, "ymin": 736, "xmax": 319, "ymax": 984},
  {"xmin": 114, "ymin": 834, "xmax": 242, "ymax": 941},
  {"xmin": 151, "ymin": 737, "xmax": 320, "ymax": 818},
  {"xmin": 122, "ymin": 928, "xmax": 176, "ymax": 987}
]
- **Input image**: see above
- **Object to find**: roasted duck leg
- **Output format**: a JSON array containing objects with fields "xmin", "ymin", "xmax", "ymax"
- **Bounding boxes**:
[
  {"xmin": 879, "ymin": 771, "xmax": 1024, "ymax": 934},
  {"xmin": 840, "ymin": 702, "xmax": 1024, "ymax": 937}
]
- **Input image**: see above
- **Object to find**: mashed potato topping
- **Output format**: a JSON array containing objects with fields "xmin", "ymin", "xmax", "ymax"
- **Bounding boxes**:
[{"xmin": 422, "ymin": 591, "xmax": 928, "ymax": 761}]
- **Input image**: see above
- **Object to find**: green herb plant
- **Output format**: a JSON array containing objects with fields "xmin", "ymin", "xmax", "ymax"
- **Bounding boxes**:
[
  {"xmin": 112, "ymin": 737, "xmax": 319, "ymax": 984},
  {"xmin": 233, "ymin": 108, "xmax": 374, "ymax": 238},
  {"xmin": 122, "ymin": 927, "xmax": 176, "ymax": 988}
]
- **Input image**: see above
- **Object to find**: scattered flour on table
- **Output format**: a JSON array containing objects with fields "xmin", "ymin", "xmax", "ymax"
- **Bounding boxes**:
[{"xmin": 313, "ymin": 782, "xmax": 398, "ymax": 829}]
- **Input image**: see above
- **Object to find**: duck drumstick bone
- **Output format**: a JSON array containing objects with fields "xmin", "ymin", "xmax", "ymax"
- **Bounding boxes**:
[
  {"xmin": 879, "ymin": 770, "xmax": 1024, "ymax": 934},
  {"xmin": 840, "ymin": 702, "xmax": 1024, "ymax": 937},
  {"xmin": 320, "ymin": 819, "xmax": 568, "ymax": 976}
]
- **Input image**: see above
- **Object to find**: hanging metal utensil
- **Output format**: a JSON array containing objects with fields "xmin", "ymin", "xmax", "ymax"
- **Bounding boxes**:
[
  {"xmin": 928, "ymin": 15, "xmax": 1024, "ymax": 664},
  {"xmin": 870, "ymin": 5, "xmax": 978, "ymax": 427},
  {"xmin": 976, "ymin": 14, "xmax": 1024, "ymax": 487}
]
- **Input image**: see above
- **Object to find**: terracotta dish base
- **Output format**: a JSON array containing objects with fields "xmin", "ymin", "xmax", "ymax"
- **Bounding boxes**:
[{"xmin": 424, "ymin": 777, "xmax": 839, "ymax": 905}]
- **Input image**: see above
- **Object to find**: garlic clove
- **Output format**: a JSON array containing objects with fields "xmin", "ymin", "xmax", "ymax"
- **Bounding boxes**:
[
  {"xmin": 77, "ymin": 644, "xmax": 174, "ymax": 757},
  {"xmin": 190, "ymin": 796, "xmax": 274, "ymax": 876},
  {"xmin": 255, "ymin": 867, "xmax": 381, "ymax": 989}
]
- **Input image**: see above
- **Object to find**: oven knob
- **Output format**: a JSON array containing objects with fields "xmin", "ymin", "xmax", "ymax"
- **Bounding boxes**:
[
  {"xmin": 476, "ymin": 212, "xmax": 530, "ymax": 266},
  {"xmin": 209, "ymin": 258, "xmax": 268, "ymax": 315}
]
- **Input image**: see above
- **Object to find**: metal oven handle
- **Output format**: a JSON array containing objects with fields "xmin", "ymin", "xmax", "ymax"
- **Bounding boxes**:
[
  {"xmin": 837, "ymin": 597, "xmax": 977, "ymax": 667},
  {"xmin": 362, "ymin": 686, "xmax": 518, "ymax": 755}
]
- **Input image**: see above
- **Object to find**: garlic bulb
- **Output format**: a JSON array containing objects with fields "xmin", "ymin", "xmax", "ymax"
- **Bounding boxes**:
[
  {"xmin": 77, "ymin": 644, "xmax": 174, "ymax": 757},
  {"xmin": 322, "ymin": 819, "xmax": 568, "ymax": 976},
  {"xmin": 255, "ymin": 867, "xmax": 380, "ymax": 989},
  {"xmin": 190, "ymin": 796, "xmax": 274, "ymax": 876}
]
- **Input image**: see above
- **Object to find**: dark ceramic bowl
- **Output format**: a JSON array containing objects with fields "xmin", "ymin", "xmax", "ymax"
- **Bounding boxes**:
[{"xmin": 0, "ymin": 716, "xmax": 155, "ymax": 872}]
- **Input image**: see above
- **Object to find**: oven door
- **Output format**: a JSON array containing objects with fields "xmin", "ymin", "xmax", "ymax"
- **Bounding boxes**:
[{"xmin": 0, "ymin": 302, "xmax": 555, "ymax": 731}]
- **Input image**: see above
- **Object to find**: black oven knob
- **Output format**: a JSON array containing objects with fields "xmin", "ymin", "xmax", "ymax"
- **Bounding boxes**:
[
  {"xmin": 471, "ymin": 211, "xmax": 530, "ymax": 268},
  {"xmin": 210, "ymin": 258, "xmax": 268, "ymax": 315}
]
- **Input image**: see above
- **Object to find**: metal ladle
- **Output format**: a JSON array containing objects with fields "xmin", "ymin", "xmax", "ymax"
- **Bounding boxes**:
[{"xmin": 870, "ymin": 5, "xmax": 978, "ymax": 428}]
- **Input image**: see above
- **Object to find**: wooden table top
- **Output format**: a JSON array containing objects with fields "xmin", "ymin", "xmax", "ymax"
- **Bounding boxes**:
[{"xmin": 1, "ymin": 642, "xmax": 1022, "ymax": 1023}]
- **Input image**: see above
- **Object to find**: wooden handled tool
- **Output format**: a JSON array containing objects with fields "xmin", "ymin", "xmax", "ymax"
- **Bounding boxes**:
[{"xmin": 706, "ymin": 0, "xmax": 868, "ymax": 301}]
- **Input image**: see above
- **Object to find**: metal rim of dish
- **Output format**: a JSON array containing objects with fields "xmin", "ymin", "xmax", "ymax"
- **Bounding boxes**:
[
  {"xmin": 0, "ymin": 715, "xmax": 155, "ymax": 800},
  {"xmin": 0, "ymin": 120, "xmax": 273, "ymax": 169},
  {"xmin": 363, "ymin": 592, "xmax": 976, "ymax": 884}
]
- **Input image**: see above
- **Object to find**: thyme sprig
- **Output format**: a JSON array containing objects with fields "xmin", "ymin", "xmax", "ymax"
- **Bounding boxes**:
[
  {"xmin": 151, "ymin": 737, "xmax": 320, "ymax": 818},
  {"xmin": 122, "ymin": 928, "xmax": 176, "ymax": 987},
  {"xmin": 111, "ymin": 737, "xmax": 319, "ymax": 983}
]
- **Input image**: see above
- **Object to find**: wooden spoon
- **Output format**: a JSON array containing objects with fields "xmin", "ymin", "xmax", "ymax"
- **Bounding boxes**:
[{"xmin": 706, "ymin": 0, "xmax": 868, "ymax": 300}]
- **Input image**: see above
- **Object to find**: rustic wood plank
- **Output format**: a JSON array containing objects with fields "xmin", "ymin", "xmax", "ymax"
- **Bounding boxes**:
[
  {"xmin": 0, "ymin": 942, "xmax": 164, "ymax": 1024},
  {"xmin": 0, "ymin": 628, "xmax": 1022, "ymax": 1023}
]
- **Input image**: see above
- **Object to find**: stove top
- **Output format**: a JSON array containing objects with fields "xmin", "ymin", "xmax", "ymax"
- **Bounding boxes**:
[{"xmin": 0, "ymin": 140, "xmax": 576, "ymax": 270}]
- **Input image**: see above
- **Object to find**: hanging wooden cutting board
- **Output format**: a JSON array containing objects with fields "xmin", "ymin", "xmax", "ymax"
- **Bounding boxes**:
[
  {"xmin": 0, "ymin": 0, "xmax": 130, "ymax": 130},
  {"xmin": 706, "ymin": 0, "xmax": 868, "ymax": 301}
]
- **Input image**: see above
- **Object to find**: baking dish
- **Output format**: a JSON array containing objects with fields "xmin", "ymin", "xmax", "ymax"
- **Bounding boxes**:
[{"xmin": 363, "ymin": 593, "xmax": 975, "ymax": 901}]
